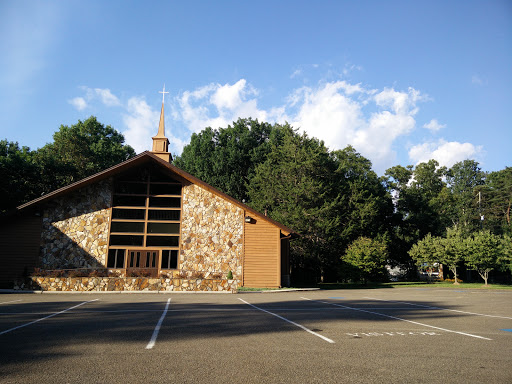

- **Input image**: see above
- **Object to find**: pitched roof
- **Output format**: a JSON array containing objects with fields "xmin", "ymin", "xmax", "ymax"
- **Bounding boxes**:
[{"xmin": 15, "ymin": 151, "xmax": 296, "ymax": 236}]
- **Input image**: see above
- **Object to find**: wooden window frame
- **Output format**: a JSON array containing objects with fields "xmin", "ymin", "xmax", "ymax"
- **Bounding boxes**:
[{"xmin": 107, "ymin": 172, "xmax": 183, "ymax": 274}]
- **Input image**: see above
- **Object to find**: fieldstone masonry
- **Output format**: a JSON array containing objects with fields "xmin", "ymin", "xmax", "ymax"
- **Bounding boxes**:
[
  {"xmin": 40, "ymin": 180, "xmax": 112, "ymax": 269},
  {"xmin": 181, "ymin": 184, "xmax": 244, "ymax": 280},
  {"xmin": 34, "ymin": 174, "xmax": 246, "ymax": 291},
  {"xmin": 20, "ymin": 276, "xmax": 238, "ymax": 292}
]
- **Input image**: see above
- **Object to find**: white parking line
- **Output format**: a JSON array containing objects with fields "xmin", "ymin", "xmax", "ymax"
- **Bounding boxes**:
[
  {"xmin": 301, "ymin": 297, "xmax": 492, "ymax": 341},
  {"xmin": 364, "ymin": 296, "xmax": 512, "ymax": 320},
  {"xmin": 0, "ymin": 299, "xmax": 99, "ymax": 336},
  {"xmin": 238, "ymin": 298, "xmax": 335, "ymax": 344},
  {"xmin": 146, "ymin": 298, "xmax": 171, "ymax": 350},
  {"xmin": 0, "ymin": 300, "xmax": 22, "ymax": 305}
]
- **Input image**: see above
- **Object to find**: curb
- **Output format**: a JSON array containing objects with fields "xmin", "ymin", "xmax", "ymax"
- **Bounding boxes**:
[{"xmin": 239, "ymin": 288, "xmax": 321, "ymax": 293}]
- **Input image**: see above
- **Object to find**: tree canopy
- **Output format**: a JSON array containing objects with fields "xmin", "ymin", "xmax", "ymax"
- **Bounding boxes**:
[
  {"xmin": 174, "ymin": 119, "xmax": 511, "ymax": 284},
  {"xmin": 4, "ymin": 115, "xmax": 511, "ymax": 285},
  {"xmin": 465, "ymin": 231, "xmax": 505, "ymax": 285},
  {"xmin": 343, "ymin": 236, "xmax": 389, "ymax": 283},
  {"xmin": 177, "ymin": 122, "xmax": 393, "ymax": 283},
  {"xmin": 408, "ymin": 233, "xmax": 438, "ymax": 281},
  {"xmin": 173, "ymin": 118, "xmax": 274, "ymax": 202},
  {"xmin": 0, "ymin": 116, "xmax": 135, "ymax": 213}
]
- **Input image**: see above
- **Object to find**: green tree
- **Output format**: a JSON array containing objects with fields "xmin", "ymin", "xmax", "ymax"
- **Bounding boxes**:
[
  {"xmin": 31, "ymin": 116, "xmax": 136, "ymax": 196},
  {"xmin": 37, "ymin": 116, "xmax": 136, "ymax": 186},
  {"xmin": 247, "ymin": 125, "xmax": 340, "ymax": 281},
  {"xmin": 446, "ymin": 160, "xmax": 485, "ymax": 235},
  {"xmin": 0, "ymin": 140, "xmax": 39, "ymax": 212},
  {"xmin": 332, "ymin": 146, "xmax": 393, "ymax": 248},
  {"xmin": 479, "ymin": 167, "xmax": 512, "ymax": 235},
  {"xmin": 384, "ymin": 160, "xmax": 450, "ymax": 274},
  {"xmin": 1, "ymin": 117, "xmax": 135, "ymax": 210},
  {"xmin": 434, "ymin": 228, "xmax": 467, "ymax": 284},
  {"xmin": 343, "ymin": 236, "xmax": 389, "ymax": 283},
  {"xmin": 408, "ymin": 233, "xmax": 439, "ymax": 282},
  {"xmin": 174, "ymin": 118, "xmax": 274, "ymax": 202},
  {"xmin": 465, "ymin": 231, "xmax": 504, "ymax": 285}
]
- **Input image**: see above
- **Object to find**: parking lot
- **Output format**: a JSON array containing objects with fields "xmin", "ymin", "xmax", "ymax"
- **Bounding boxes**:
[{"xmin": 0, "ymin": 288, "xmax": 511, "ymax": 383}]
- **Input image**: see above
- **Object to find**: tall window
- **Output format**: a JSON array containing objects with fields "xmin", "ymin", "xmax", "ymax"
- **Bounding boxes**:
[{"xmin": 107, "ymin": 166, "xmax": 181, "ymax": 270}]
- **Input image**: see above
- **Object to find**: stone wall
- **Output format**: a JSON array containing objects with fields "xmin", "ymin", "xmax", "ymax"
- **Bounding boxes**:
[
  {"xmin": 40, "ymin": 180, "xmax": 112, "ymax": 269},
  {"xmin": 21, "ymin": 276, "xmax": 239, "ymax": 292},
  {"xmin": 181, "ymin": 184, "xmax": 244, "ymax": 279}
]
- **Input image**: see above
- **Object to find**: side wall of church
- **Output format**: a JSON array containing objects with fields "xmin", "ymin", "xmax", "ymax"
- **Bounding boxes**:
[
  {"xmin": 180, "ymin": 184, "xmax": 244, "ymax": 280},
  {"xmin": 39, "ymin": 180, "xmax": 112, "ymax": 269}
]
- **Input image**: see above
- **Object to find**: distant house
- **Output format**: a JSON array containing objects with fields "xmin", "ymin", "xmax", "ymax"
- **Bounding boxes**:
[{"xmin": 0, "ymin": 97, "xmax": 295, "ymax": 290}]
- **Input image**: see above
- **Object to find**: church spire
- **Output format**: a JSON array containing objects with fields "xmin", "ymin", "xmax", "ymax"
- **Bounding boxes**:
[{"xmin": 151, "ymin": 85, "xmax": 172, "ymax": 162}]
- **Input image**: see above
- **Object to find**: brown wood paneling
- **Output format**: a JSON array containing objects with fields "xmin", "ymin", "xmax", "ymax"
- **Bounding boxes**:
[
  {"xmin": 0, "ymin": 212, "xmax": 42, "ymax": 288},
  {"xmin": 243, "ymin": 216, "xmax": 281, "ymax": 288}
]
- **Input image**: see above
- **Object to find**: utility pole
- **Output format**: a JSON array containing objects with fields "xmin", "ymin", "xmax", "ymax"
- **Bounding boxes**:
[{"xmin": 478, "ymin": 190, "xmax": 484, "ymax": 229}]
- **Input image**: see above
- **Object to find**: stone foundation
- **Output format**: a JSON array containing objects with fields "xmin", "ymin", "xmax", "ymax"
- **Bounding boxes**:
[{"xmin": 17, "ymin": 276, "xmax": 239, "ymax": 292}]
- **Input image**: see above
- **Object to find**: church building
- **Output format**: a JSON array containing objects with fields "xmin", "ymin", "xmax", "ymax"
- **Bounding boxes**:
[{"xmin": 0, "ymin": 90, "xmax": 295, "ymax": 291}]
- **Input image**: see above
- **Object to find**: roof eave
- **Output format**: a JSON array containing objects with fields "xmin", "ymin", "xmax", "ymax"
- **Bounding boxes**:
[{"xmin": 13, "ymin": 151, "xmax": 297, "ymax": 236}]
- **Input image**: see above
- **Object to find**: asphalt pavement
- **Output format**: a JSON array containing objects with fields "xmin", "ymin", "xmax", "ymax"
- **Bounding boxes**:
[{"xmin": 0, "ymin": 288, "xmax": 511, "ymax": 383}]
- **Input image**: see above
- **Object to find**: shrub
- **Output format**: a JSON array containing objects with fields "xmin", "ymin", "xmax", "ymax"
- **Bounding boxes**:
[
  {"xmin": 127, "ymin": 269, "xmax": 153, "ymax": 277},
  {"xmin": 443, "ymin": 278, "xmax": 464, "ymax": 283},
  {"xmin": 89, "ymin": 269, "xmax": 109, "ymax": 277},
  {"xmin": 342, "ymin": 237, "xmax": 388, "ymax": 283}
]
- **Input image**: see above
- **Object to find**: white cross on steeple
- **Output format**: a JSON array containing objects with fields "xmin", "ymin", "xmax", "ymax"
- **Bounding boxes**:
[{"xmin": 159, "ymin": 84, "xmax": 169, "ymax": 103}]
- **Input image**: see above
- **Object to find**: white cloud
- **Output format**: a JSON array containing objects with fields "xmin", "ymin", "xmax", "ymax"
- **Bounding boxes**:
[
  {"xmin": 75, "ymin": 86, "xmax": 121, "ymax": 107},
  {"xmin": 210, "ymin": 79, "xmax": 253, "ymax": 110},
  {"xmin": 290, "ymin": 81, "xmax": 364, "ymax": 146},
  {"xmin": 342, "ymin": 63, "xmax": 362, "ymax": 76},
  {"xmin": 94, "ymin": 88, "xmax": 121, "ymax": 107},
  {"xmin": 67, "ymin": 78, "xmax": 484, "ymax": 174},
  {"xmin": 408, "ymin": 140, "xmax": 483, "ymax": 168},
  {"xmin": 423, "ymin": 119, "xmax": 445, "ymax": 132},
  {"xmin": 290, "ymin": 69, "xmax": 302, "ymax": 79},
  {"xmin": 68, "ymin": 97, "xmax": 87, "ymax": 111},
  {"xmin": 168, "ymin": 135, "xmax": 188, "ymax": 155},
  {"xmin": 289, "ymin": 82, "xmax": 423, "ymax": 173},
  {"xmin": 68, "ymin": 86, "xmax": 181, "ymax": 154},
  {"xmin": 172, "ymin": 79, "xmax": 430, "ymax": 174},
  {"xmin": 122, "ymin": 97, "xmax": 159, "ymax": 153},
  {"xmin": 176, "ymin": 79, "xmax": 286, "ymax": 133},
  {"xmin": 374, "ymin": 87, "xmax": 423, "ymax": 115}
]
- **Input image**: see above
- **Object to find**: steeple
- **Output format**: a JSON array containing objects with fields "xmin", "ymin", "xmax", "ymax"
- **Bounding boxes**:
[{"xmin": 151, "ymin": 85, "xmax": 172, "ymax": 162}]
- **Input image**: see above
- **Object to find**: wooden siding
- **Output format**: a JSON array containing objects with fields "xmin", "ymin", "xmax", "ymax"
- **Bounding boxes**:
[
  {"xmin": 243, "ymin": 216, "xmax": 281, "ymax": 288},
  {"xmin": 0, "ymin": 213, "xmax": 42, "ymax": 288}
]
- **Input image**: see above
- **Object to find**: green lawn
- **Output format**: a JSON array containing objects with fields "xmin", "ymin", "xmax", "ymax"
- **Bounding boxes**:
[
  {"xmin": 315, "ymin": 281, "xmax": 512, "ymax": 290},
  {"xmin": 238, "ymin": 281, "xmax": 512, "ymax": 291}
]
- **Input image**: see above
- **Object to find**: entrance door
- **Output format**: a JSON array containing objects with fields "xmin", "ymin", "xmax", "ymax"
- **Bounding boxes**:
[{"xmin": 127, "ymin": 250, "xmax": 159, "ymax": 277}]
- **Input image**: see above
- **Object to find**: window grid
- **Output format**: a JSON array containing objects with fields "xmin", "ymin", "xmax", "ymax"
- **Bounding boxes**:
[{"xmin": 107, "ymin": 171, "xmax": 182, "ymax": 270}]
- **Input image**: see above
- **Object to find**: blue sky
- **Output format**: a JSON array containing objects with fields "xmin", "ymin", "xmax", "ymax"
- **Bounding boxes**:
[{"xmin": 1, "ymin": 0, "xmax": 510, "ymax": 175}]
